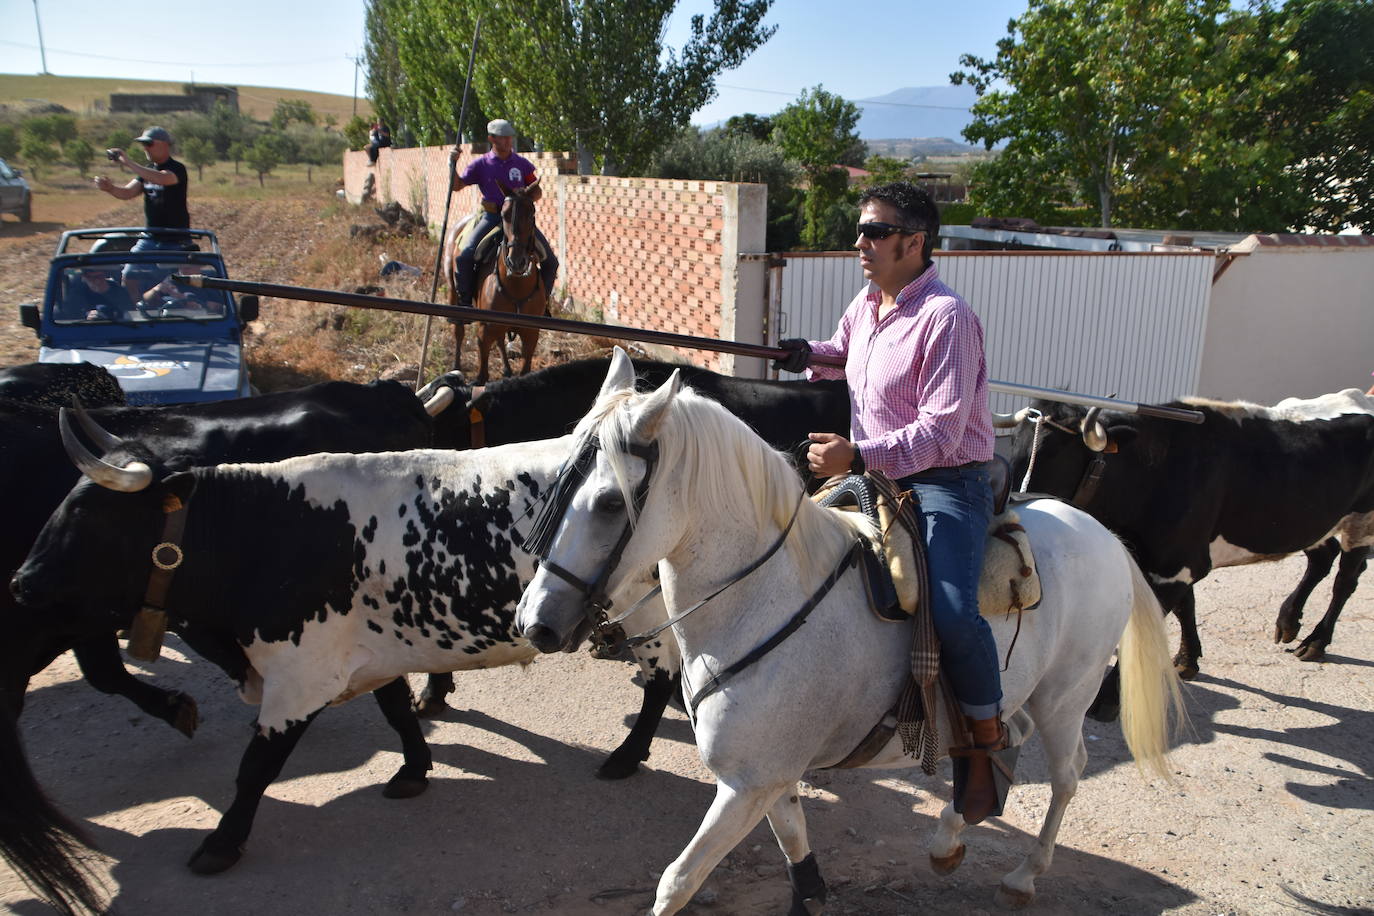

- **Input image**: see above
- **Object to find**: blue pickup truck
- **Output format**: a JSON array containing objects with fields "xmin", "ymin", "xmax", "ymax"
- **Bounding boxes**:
[{"xmin": 20, "ymin": 227, "xmax": 260, "ymax": 404}]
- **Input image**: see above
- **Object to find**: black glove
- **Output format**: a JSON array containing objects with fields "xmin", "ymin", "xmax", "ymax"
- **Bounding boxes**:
[{"xmin": 773, "ymin": 338, "xmax": 812, "ymax": 373}]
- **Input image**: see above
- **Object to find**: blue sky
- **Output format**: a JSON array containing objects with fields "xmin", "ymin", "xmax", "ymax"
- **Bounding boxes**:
[{"xmin": 2, "ymin": 0, "xmax": 1029, "ymax": 124}]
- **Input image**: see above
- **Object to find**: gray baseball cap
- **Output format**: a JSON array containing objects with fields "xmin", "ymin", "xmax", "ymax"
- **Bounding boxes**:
[
  {"xmin": 486, "ymin": 119, "xmax": 516, "ymax": 137},
  {"xmin": 136, "ymin": 126, "xmax": 173, "ymax": 144}
]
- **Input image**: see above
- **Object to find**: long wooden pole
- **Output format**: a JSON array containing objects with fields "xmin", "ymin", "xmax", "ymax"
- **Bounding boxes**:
[
  {"xmin": 180, "ymin": 274, "xmax": 1205, "ymax": 424},
  {"xmin": 415, "ymin": 16, "xmax": 482, "ymax": 390}
]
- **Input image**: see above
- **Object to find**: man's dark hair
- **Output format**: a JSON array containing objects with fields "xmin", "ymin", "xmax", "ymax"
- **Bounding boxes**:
[{"xmin": 859, "ymin": 182, "xmax": 939, "ymax": 262}]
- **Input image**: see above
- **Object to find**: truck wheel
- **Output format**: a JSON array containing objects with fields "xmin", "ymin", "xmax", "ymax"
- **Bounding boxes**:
[{"xmin": 20, "ymin": 199, "xmax": 31, "ymax": 222}]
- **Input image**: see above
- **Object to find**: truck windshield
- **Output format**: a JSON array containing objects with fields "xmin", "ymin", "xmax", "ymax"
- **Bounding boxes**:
[{"xmin": 55, "ymin": 262, "xmax": 230, "ymax": 325}]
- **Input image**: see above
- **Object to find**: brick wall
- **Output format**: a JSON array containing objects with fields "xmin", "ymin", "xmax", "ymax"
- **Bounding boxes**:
[{"xmin": 343, "ymin": 146, "xmax": 768, "ymax": 376}]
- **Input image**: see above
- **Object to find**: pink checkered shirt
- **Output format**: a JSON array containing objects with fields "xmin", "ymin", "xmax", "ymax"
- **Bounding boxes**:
[{"xmin": 807, "ymin": 263, "xmax": 994, "ymax": 478}]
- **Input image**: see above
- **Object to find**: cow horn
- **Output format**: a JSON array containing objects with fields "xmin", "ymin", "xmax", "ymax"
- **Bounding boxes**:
[
  {"xmin": 991, "ymin": 406, "xmax": 1031, "ymax": 428},
  {"xmin": 59, "ymin": 408, "xmax": 153, "ymax": 492},
  {"xmin": 423, "ymin": 385, "xmax": 455, "ymax": 416},
  {"xmin": 1081, "ymin": 407, "xmax": 1109, "ymax": 452},
  {"xmin": 71, "ymin": 400, "xmax": 125, "ymax": 452}
]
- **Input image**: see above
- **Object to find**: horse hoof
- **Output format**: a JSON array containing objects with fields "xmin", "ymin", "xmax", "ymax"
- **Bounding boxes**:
[
  {"xmin": 1294, "ymin": 643, "xmax": 1326, "ymax": 662},
  {"xmin": 1274, "ymin": 624, "xmax": 1298, "ymax": 644},
  {"xmin": 170, "ymin": 693, "xmax": 199, "ymax": 737},
  {"xmin": 929, "ymin": 844, "xmax": 966, "ymax": 875},
  {"xmin": 994, "ymin": 883, "xmax": 1034, "ymax": 909},
  {"xmin": 383, "ymin": 770, "xmax": 430, "ymax": 799},
  {"xmin": 413, "ymin": 696, "xmax": 450, "ymax": 719},
  {"xmin": 1173, "ymin": 661, "xmax": 1199, "ymax": 680},
  {"xmin": 595, "ymin": 753, "xmax": 644, "ymax": 781},
  {"xmin": 187, "ymin": 839, "xmax": 242, "ymax": 875}
]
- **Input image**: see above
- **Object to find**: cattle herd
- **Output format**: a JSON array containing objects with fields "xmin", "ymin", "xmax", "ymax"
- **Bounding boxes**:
[{"xmin": 1, "ymin": 357, "xmax": 1371, "ymax": 915}]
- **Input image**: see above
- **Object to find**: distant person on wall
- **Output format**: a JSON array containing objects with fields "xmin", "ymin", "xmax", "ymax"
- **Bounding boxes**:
[
  {"xmin": 447, "ymin": 118, "xmax": 558, "ymax": 310},
  {"xmin": 366, "ymin": 121, "xmax": 392, "ymax": 166},
  {"xmin": 93, "ymin": 126, "xmax": 192, "ymax": 300}
]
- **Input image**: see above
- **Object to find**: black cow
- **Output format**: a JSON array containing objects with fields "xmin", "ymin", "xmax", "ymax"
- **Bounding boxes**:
[
  {"xmin": 0, "ymin": 362, "xmax": 125, "ymax": 408},
  {"xmin": 415, "ymin": 355, "xmax": 852, "ymax": 730},
  {"xmin": 1006, "ymin": 389, "xmax": 1374, "ymax": 699}
]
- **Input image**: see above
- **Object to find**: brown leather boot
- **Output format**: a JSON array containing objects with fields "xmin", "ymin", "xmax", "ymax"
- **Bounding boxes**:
[{"xmin": 951, "ymin": 716, "xmax": 1013, "ymax": 825}]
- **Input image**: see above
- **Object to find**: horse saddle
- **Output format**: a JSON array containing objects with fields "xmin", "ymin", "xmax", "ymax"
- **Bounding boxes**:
[
  {"xmin": 460, "ymin": 211, "xmax": 551, "ymax": 278},
  {"xmin": 814, "ymin": 461, "xmax": 1041, "ymax": 624}
]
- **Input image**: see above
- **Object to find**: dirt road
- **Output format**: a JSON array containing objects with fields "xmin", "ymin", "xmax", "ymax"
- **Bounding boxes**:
[{"xmin": 2, "ymin": 557, "xmax": 1371, "ymax": 916}]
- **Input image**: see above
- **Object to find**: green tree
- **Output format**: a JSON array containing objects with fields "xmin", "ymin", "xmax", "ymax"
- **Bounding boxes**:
[
  {"xmin": 21, "ymin": 114, "xmax": 78, "ymax": 145},
  {"xmin": 290, "ymin": 126, "xmax": 348, "ymax": 182},
  {"xmin": 0, "ymin": 125, "xmax": 20, "ymax": 160},
  {"xmin": 227, "ymin": 140, "xmax": 247, "ymax": 175},
  {"xmin": 771, "ymin": 85, "xmax": 863, "ymax": 248},
  {"xmin": 650, "ymin": 126, "xmax": 801, "ymax": 249},
  {"xmin": 207, "ymin": 100, "xmax": 252, "ymax": 156},
  {"xmin": 271, "ymin": 99, "xmax": 318, "ymax": 130},
  {"xmin": 182, "ymin": 137, "xmax": 217, "ymax": 181},
  {"xmin": 343, "ymin": 115, "xmax": 371, "ymax": 151},
  {"xmin": 243, "ymin": 136, "xmax": 281, "ymax": 187},
  {"xmin": 63, "ymin": 138, "xmax": 95, "ymax": 174},
  {"xmin": 17, "ymin": 133, "xmax": 52, "ymax": 179},
  {"xmin": 1257, "ymin": 0, "xmax": 1374, "ymax": 232},
  {"xmin": 723, "ymin": 113, "xmax": 773, "ymax": 142},
  {"xmin": 953, "ymin": 0, "xmax": 1229, "ymax": 228},
  {"xmin": 864, "ymin": 154, "xmax": 913, "ymax": 186},
  {"xmin": 370, "ymin": 0, "xmax": 776, "ymax": 175}
]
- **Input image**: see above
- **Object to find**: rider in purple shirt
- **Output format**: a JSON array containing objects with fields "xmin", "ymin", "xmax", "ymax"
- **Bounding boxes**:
[
  {"xmin": 774, "ymin": 182, "xmax": 1009, "ymax": 827},
  {"xmin": 447, "ymin": 119, "xmax": 559, "ymax": 310}
]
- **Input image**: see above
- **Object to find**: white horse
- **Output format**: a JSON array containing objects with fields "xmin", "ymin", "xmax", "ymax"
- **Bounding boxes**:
[{"xmin": 516, "ymin": 350, "xmax": 1185, "ymax": 914}]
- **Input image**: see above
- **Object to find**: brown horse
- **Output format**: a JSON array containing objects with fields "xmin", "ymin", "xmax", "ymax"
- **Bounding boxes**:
[{"xmin": 442, "ymin": 184, "xmax": 545, "ymax": 383}]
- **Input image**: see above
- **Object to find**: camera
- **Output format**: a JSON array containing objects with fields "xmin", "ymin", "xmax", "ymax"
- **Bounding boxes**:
[{"xmin": 106, "ymin": 149, "xmax": 120, "ymax": 162}]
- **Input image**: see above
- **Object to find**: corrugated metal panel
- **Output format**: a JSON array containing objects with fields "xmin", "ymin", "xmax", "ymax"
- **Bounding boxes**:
[{"xmin": 771, "ymin": 251, "xmax": 1214, "ymax": 413}]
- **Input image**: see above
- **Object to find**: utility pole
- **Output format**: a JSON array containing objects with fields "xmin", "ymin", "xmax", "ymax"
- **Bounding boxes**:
[
  {"xmin": 32, "ymin": 0, "xmax": 50, "ymax": 75},
  {"xmin": 347, "ymin": 53, "xmax": 362, "ymax": 118}
]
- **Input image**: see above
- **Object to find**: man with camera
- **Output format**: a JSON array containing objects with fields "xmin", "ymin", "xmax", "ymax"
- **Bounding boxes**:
[{"xmin": 93, "ymin": 126, "xmax": 191, "ymax": 298}]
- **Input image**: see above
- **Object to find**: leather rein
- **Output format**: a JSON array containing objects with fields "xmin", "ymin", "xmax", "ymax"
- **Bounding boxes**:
[{"xmin": 527, "ymin": 434, "xmax": 862, "ymax": 714}]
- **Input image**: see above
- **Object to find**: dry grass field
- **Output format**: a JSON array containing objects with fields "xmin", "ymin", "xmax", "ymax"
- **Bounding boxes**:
[{"xmin": 0, "ymin": 72, "xmax": 369, "ymax": 123}]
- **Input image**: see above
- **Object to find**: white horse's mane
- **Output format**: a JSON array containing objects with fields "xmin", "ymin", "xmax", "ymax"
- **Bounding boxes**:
[{"xmin": 577, "ymin": 383, "xmax": 875, "ymax": 574}]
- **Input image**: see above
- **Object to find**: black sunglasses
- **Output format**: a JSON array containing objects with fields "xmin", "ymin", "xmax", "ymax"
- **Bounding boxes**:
[{"xmin": 857, "ymin": 221, "xmax": 924, "ymax": 240}]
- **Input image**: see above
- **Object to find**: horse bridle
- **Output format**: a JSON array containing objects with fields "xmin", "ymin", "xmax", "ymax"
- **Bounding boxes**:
[
  {"xmin": 526, "ymin": 436, "xmax": 661, "ymax": 656},
  {"xmin": 525, "ymin": 433, "xmax": 834, "ymax": 708},
  {"xmin": 1018, "ymin": 409, "xmax": 1108, "ymax": 506}
]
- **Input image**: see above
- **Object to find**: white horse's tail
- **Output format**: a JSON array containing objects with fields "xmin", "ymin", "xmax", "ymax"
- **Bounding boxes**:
[{"xmin": 1117, "ymin": 556, "xmax": 1186, "ymax": 780}]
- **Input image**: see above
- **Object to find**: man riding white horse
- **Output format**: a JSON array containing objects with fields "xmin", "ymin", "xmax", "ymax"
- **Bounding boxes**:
[
  {"xmin": 773, "ymin": 181, "xmax": 1009, "ymax": 825},
  {"xmin": 447, "ymin": 118, "xmax": 558, "ymax": 310}
]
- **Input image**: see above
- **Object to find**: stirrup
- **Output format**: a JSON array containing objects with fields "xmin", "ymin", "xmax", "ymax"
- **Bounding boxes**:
[{"xmin": 950, "ymin": 723, "xmax": 1018, "ymax": 822}]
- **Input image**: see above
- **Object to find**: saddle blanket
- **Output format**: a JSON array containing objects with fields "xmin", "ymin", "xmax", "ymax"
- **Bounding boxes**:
[{"xmin": 814, "ymin": 473, "xmax": 1041, "ymax": 620}]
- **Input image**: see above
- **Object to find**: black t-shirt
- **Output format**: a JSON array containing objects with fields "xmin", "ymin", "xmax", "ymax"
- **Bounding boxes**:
[{"xmin": 142, "ymin": 156, "xmax": 190, "ymax": 229}]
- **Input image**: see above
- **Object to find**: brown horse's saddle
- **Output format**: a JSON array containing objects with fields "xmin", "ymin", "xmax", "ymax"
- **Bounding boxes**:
[
  {"xmin": 460, "ymin": 209, "xmax": 552, "ymax": 277},
  {"xmin": 814, "ymin": 462, "xmax": 1041, "ymax": 623}
]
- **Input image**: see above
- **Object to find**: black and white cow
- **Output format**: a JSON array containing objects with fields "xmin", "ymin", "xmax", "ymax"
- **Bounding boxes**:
[
  {"xmin": 9, "ymin": 418, "xmax": 661, "ymax": 881},
  {"xmin": 1005, "ymin": 388, "xmax": 1374, "ymax": 694},
  {"xmin": 1, "ymin": 376, "xmax": 436, "ymax": 739}
]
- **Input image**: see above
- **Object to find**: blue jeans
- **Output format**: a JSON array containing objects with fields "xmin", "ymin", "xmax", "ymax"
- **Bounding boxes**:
[
  {"xmin": 899, "ymin": 463, "xmax": 1001, "ymax": 719},
  {"xmin": 455, "ymin": 211, "xmax": 559, "ymax": 306},
  {"xmin": 122, "ymin": 235, "xmax": 196, "ymax": 295}
]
